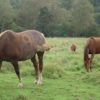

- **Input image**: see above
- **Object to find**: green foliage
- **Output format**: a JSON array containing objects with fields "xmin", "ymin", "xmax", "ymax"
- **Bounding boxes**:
[
  {"xmin": 71, "ymin": 0, "xmax": 96, "ymax": 36},
  {"xmin": 16, "ymin": 0, "xmax": 41, "ymax": 29},
  {"xmin": 10, "ymin": 0, "xmax": 22, "ymax": 9},
  {"xmin": 43, "ymin": 65, "xmax": 65, "ymax": 79},
  {"xmin": 60, "ymin": 0, "xmax": 73, "ymax": 10},
  {"xmin": 0, "ymin": 0, "xmax": 99, "ymax": 36},
  {"xmin": 35, "ymin": 7, "xmax": 54, "ymax": 36},
  {"xmin": 0, "ymin": 0, "xmax": 14, "ymax": 32}
]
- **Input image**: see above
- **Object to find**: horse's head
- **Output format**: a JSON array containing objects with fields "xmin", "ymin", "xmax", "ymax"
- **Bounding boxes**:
[
  {"xmin": 42, "ymin": 43, "xmax": 50, "ymax": 51},
  {"xmin": 84, "ymin": 58, "xmax": 91, "ymax": 72},
  {"xmin": 36, "ymin": 42, "xmax": 50, "ymax": 52}
]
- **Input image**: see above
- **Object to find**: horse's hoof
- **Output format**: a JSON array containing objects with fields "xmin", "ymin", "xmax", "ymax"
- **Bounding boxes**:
[
  {"xmin": 34, "ymin": 80, "xmax": 43, "ymax": 85},
  {"xmin": 17, "ymin": 82, "xmax": 23, "ymax": 88},
  {"xmin": 37, "ymin": 80, "xmax": 43, "ymax": 85}
]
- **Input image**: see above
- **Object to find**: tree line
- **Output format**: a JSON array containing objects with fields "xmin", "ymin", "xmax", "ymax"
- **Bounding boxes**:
[{"xmin": 0, "ymin": 0, "xmax": 100, "ymax": 37}]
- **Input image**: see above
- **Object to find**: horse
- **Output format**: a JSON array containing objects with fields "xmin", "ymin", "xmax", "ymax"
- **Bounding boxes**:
[
  {"xmin": 70, "ymin": 43, "xmax": 77, "ymax": 52},
  {"xmin": 0, "ymin": 30, "xmax": 50, "ymax": 87},
  {"xmin": 84, "ymin": 37, "xmax": 100, "ymax": 72}
]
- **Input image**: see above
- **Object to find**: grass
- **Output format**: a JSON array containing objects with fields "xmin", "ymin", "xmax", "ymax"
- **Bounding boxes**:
[{"xmin": 0, "ymin": 38, "xmax": 100, "ymax": 100}]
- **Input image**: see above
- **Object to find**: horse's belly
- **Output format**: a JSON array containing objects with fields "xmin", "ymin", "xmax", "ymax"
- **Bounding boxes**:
[
  {"xmin": 19, "ymin": 51, "xmax": 36, "ymax": 61},
  {"xmin": 3, "ymin": 52, "xmax": 35, "ymax": 61},
  {"xmin": 89, "ymin": 46, "xmax": 100, "ymax": 54},
  {"xmin": 1, "ymin": 46, "xmax": 36, "ymax": 61},
  {"xmin": 17, "ymin": 40, "xmax": 36, "ymax": 60}
]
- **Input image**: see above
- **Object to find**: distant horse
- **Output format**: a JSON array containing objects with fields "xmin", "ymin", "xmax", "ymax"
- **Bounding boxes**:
[
  {"xmin": 84, "ymin": 37, "xmax": 100, "ymax": 72},
  {"xmin": 0, "ymin": 30, "xmax": 50, "ymax": 87},
  {"xmin": 70, "ymin": 43, "xmax": 77, "ymax": 52}
]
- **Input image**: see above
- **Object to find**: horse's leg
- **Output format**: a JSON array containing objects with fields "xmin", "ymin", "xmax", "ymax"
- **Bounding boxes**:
[
  {"xmin": 31, "ymin": 55, "xmax": 40, "ymax": 84},
  {"xmin": 0, "ymin": 61, "xmax": 2, "ymax": 71},
  {"xmin": 85, "ymin": 57, "xmax": 91, "ymax": 72},
  {"xmin": 90, "ymin": 53, "xmax": 95, "ymax": 71},
  {"xmin": 85, "ymin": 59, "xmax": 90, "ymax": 72},
  {"xmin": 11, "ymin": 61, "xmax": 23, "ymax": 88},
  {"xmin": 37, "ymin": 52, "xmax": 44, "ymax": 85}
]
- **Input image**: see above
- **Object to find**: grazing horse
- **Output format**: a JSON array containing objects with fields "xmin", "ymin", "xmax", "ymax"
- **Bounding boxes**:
[
  {"xmin": 84, "ymin": 37, "xmax": 100, "ymax": 72},
  {"xmin": 70, "ymin": 43, "xmax": 77, "ymax": 52},
  {"xmin": 0, "ymin": 30, "xmax": 50, "ymax": 87}
]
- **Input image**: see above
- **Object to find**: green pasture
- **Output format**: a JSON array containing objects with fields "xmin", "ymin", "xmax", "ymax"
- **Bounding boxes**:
[{"xmin": 0, "ymin": 38, "xmax": 100, "ymax": 100}]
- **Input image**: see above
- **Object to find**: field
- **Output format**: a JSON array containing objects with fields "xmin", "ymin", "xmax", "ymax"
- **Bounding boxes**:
[{"xmin": 0, "ymin": 38, "xmax": 100, "ymax": 100}]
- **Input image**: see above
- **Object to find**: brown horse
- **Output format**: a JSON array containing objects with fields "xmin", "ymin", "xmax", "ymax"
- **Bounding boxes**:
[
  {"xmin": 84, "ymin": 37, "xmax": 100, "ymax": 72},
  {"xmin": 0, "ymin": 30, "xmax": 50, "ymax": 87},
  {"xmin": 70, "ymin": 43, "xmax": 77, "ymax": 52}
]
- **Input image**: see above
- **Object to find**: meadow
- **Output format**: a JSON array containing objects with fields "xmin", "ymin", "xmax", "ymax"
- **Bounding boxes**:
[{"xmin": 0, "ymin": 38, "xmax": 100, "ymax": 100}]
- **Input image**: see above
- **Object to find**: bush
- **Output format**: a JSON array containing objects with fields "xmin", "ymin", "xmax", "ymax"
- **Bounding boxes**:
[
  {"xmin": 16, "ymin": 95, "xmax": 27, "ymax": 100},
  {"xmin": 43, "ymin": 65, "xmax": 65, "ymax": 79}
]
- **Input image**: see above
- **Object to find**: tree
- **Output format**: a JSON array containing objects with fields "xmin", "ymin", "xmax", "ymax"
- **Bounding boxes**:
[
  {"xmin": 35, "ymin": 7, "xmax": 54, "ymax": 36},
  {"xmin": 16, "ymin": 0, "xmax": 43, "ymax": 29},
  {"xmin": 10, "ymin": 0, "xmax": 22, "ymax": 9},
  {"xmin": 0, "ymin": 0, "xmax": 14, "ymax": 32},
  {"xmin": 71, "ymin": 0, "xmax": 96, "ymax": 36},
  {"xmin": 60, "ymin": 0, "xmax": 73, "ymax": 10}
]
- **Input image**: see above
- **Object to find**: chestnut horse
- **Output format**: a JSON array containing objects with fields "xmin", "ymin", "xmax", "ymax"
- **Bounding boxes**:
[
  {"xmin": 70, "ymin": 43, "xmax": 77, "ymax": 52},
  {"xmin": 0, "ymin": 30, "xmax": 50, "ymax": 87},
  {"xmin": 84, "ymin": 37, "xmax": 100, "ymax": 72}
]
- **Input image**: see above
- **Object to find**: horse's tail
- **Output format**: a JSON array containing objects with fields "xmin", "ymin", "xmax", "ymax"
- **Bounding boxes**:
[{"xmin": 84, "ymin": 44, "xmax": 89, "ymax": 66}]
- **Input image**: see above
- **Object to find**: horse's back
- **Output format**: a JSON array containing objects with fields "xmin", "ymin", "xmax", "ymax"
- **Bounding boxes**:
[
  {"xmin": 19, "ymin": 30, "xmax": 45, "ymax": 45},
  {"xmin": 89, "ymin": 37, "xmax": 100, "ymax": 47}
]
